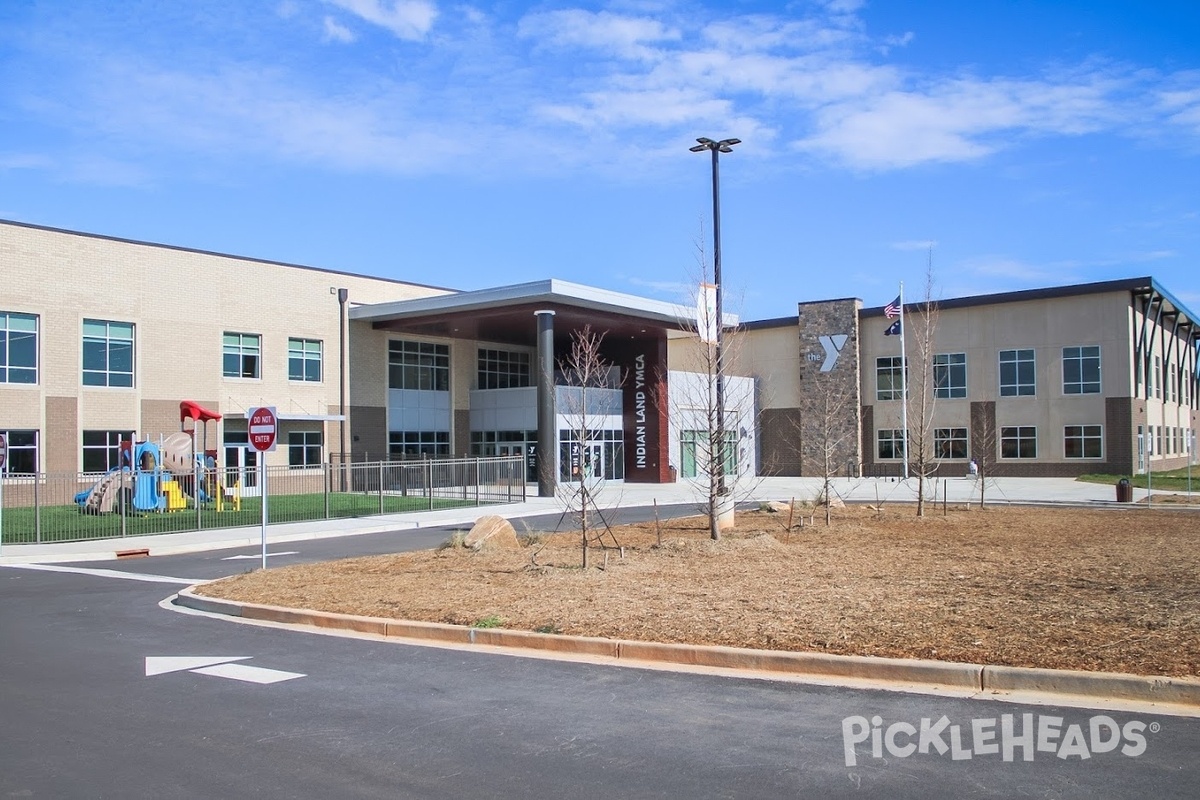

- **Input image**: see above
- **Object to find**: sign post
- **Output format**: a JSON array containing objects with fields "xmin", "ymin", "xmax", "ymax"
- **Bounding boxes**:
[
  {"xmin": 0, "ymin": 433, "xmax": 6, "ymax": 553},
  {"xmin": 247, "ymin": 407, "xmax": 278, "ymax": 570}
]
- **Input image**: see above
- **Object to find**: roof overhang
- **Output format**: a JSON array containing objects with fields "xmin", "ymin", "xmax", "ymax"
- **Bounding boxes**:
[{"xmin": 349, "ymin": 279, "xmax": 735, "ymax": 345}]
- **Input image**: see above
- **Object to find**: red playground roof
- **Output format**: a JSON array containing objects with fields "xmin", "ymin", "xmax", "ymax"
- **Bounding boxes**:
[{"xmin": 179, "ymin": 400, "xmax": 222, "ymax": 423}]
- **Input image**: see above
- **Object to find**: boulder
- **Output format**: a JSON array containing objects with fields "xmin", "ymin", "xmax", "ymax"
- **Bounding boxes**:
[
  {"xmin": 764, "ymin": 500, "xmax": 793, "ymax": 513},
  {"xmin": 463, "ymin": 515, "xmax": 519, "ymax": 551}
]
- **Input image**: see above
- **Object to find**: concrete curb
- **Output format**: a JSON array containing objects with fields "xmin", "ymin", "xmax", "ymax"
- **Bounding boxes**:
[{"xmin": 174, "ymin": 587, "xmax": 1200, "ymax": 707}]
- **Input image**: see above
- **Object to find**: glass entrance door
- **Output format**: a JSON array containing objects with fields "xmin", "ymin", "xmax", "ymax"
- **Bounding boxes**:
[{"xmin": 223, "ymin": 433, "xmax": 260, "ymax": 497}]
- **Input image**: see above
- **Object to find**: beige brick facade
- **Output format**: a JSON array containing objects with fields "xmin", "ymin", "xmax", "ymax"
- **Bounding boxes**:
[
  {"xmin": 740, "ymin": 281, "xmax": 1199, "ymax": 477},
  {"xmin": 1, "ymin": 220, "xmax": 449, "ymax": 472}
]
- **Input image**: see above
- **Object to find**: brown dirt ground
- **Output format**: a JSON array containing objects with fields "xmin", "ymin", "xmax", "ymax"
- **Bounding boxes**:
[{"xmin": 197, "ymin": 505, "xmax": 1200, "ymax": 678}]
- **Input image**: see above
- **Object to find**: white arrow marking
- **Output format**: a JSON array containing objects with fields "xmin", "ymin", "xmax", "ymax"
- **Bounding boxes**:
[
  {"xmin": 221, "ymin": 551, "xmax": 298, "ymax": 561},
  {"xmin": 145, "ymin": 656, "xmax": 250, "ymax": 676},
  {"xmin": 191, "ymin": 663, "xmax": 306, "ymax": 684}
]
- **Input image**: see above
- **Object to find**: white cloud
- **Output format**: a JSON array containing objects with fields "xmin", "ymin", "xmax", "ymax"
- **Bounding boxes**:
[
  {"xmin": 324, "ymin": 0, "xmax": 436, "ymax": 41},
  {"xmin": 795, "ymin": 75, "xmax": 1121, "ymax": 169},
  {"xmin": 323, "ymin": 16, "xmax": 356, "ymax": 43},
  {"xmin": 878, "ymin": 31, "xmax": 913, "ymax": 56},
  {"xmin": 517, "ymin": 10, "xmax": 680, "ymax": 61}
]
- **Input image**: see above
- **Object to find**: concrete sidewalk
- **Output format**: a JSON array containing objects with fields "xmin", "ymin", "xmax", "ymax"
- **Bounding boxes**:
[{"xmin": 0, "ymin": 475, "xmax": 1177, "ymax": 565}]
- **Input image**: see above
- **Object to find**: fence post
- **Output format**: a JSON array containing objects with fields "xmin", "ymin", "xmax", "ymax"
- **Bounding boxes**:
[
  {"xmin": 120, "ymin": 467, "xmax": 127, "ymax": 538},
  {"xmin": 378, "ymin": 460, "xmax": 384, "ymax": 516},
  {"xmin": 475, "ymin": 457, "xmax": 480, "ymax": 506},
  {"xmin": 427, "ymin": 458, "xmax": 434, "ymax": 511},
  {"xmin": 35, "ymin": 475, "xmax": 42, "ymax": 544},
  {"xmin": 195, "ymin": 456, "xmax": 203, "ymax": 532},
  {"xmin": 324, "ymin": 462, "xmax": 330, "ymax": 520}
]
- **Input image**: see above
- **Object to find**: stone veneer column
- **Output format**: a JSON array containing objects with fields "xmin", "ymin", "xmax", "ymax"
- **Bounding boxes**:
[{"xmin": 794, "ymin": 299, "xmax": 863, "ymax": 476}]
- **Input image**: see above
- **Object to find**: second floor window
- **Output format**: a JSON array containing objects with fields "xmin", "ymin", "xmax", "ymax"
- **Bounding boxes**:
[
  {"xmin": 224, "ymin": 333, "xmax": 261, "ymax": 379},
  {"xmin": 999, "ymin": 349, "xmax": 1035, "ymax": 397},
  {"xmin": 933, "ymin": 353, "xmax": 967, "ymax": 399},
  {"xmin": 389, "ymin": 340, "xmax": 449, "ymax": 391},
  {"xmin": 82, "ymin": 320, "xmax": 134, "ymax": 387},
  {"xmin": 1, "ymin": 311, "xmax": 38, "ymax": 384},
  {"xmin": 876, "ymin": 357, "xmax": 906, "ymax": 401},
  {"xmin": 288, "ymin": 338, "xmax": 323, "ymax": 382},
  {"xmin": 478, "ymin": 348, "xmax": 531, "ymax": 389},
  {"xmin": 1063, "ymin": 346, "xmax": 1101, "ymax": 395}
]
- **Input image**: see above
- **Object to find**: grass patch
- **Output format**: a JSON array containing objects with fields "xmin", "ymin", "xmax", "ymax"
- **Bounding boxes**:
[
  {"xmin": 472, "ymin": 615, "xmax": 505, "ymax": 629},
  {"xmin": 1077, "ymin": 468, "xmax": 1200, "ymax": 492},
  {"xmin": 0, "ymin": 492, "xmax": 476, "ymax": 544}
]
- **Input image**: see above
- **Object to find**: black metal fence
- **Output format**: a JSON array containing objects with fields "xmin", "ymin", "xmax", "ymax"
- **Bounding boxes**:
[{"xmin": 0, "ymin": 456, "xmax": 525, "ymax": 545}]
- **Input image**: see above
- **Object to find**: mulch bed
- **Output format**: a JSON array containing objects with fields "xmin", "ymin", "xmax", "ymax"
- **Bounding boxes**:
[{"xmin": 197, "ymin": 505, "xmax": 1200, "ymax": 677}]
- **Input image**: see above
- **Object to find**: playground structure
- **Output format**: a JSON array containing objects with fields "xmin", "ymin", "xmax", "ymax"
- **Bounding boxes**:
[{"xmin": 75, "ymin": 400, "xmax": 240, "ymax": 514}]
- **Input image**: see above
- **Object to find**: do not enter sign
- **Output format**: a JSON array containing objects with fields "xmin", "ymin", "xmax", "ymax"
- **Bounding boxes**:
[{"xmin": 248, "ymin": 406, "xmax": 278, "ymax": 453}]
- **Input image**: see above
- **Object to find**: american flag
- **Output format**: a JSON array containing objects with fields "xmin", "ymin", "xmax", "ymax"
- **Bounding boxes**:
[{"xmin": 884, "ymin": 295, "xmax": 902, "ymax": 318}]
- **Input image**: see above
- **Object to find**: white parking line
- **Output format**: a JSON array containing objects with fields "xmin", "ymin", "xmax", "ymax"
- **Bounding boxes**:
[{"xmin": 2, "ymin": 563, "xmax": 207, "ymax": 585}]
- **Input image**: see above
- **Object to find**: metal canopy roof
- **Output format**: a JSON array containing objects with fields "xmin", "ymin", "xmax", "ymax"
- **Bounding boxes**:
[{"xmin": 349, "ymin": 279, "xmax": 733, "ymax": 345}]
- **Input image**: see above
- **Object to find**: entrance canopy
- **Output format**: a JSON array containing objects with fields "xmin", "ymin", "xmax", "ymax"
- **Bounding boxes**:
[{"xmin": 349, "ymin": 279, "xmax": 732, "ymax": 344}]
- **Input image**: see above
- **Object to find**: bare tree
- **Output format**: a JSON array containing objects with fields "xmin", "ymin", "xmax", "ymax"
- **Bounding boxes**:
[
  {"xmin": 660, "ymin": 231, "xmax": 762, "ymax": 540},
  {"xmin": 556, "ymin": 325, "xmax": 622, "ymax": 567},
  {"xmin": 970, "ymin": 402, "xmax": 999, "ymax": 508},
  {"xmin": 811, "ymin": 381, "xmax": 859, "ymax": 525},
  {"xmin": 906, "ymin": 254, "xmax": 941, "ymax": 517}
]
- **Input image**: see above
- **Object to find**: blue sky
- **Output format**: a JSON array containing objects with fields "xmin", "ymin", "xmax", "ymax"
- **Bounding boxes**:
[{"xmin": 2, "ymin": 0, "xmax": 1198, "ymax": 320}]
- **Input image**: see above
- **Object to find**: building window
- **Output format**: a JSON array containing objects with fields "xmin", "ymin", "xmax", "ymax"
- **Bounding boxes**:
[
  {"xmin": 288, "ymin": 338, "xmax": 323, "ymax": 382},
  {"xmin": 388, "ymin": 431, "xmax": 450, "ymax": 458},
  {"xmin": 82, "ymin": 320, "xmax": 134, "ymax": 387},
  {"xmin": 288, "ymin": 431, "xmax": 323, "ymax": 468},
  {"xmin": 1, "ymin": 312, "xmax": 38, "ymax": 384},
  {"xmin": 1000, "ymin": 426, "xmax": 1037, "ymax": 459},
  {"xmin": 478, "ymin": 348, "xmax": 531, "ymax": 389},
  {"xmin": 999, "ymin": 349, "xmax": 1035, "ymax": 397},
  {"xmin": 876, "ymin": 357, "xmax": 906, "ymax": 401},
  {"xmin": 877, "ymin": 429, "xmax": 906, "ymax": 460},
  {"xmin": 82, "ymin": 430, "xmax": 133, "ymax": 473},
  {"xmin": 1064, "ymin": 425, "xmax": 1103, "ymax": 459},
  {"xmin": 1063, "ymin": 346, "xmax": 1101, "ymax": 395},
  {"xmin": 934, "ymin": 427, "xmax": 968, "ymax": 460},
  {"xmin": 1166, "ymin": 361, "xmax": 1175, "ymax": 403},
  {"xmin": 388, "ymin": 340, "xmax": 449, "ymax": 391},
  {"xmin": 0, "ymin": 429, "xmax": 38, "ymax": 474},
  {"xmin": 933, "ymin": 353, "xmax": 967, "ymax": 399},
  {"xmin": 223, "ymin": 333, "xmax": 261, "ymax": 379}
]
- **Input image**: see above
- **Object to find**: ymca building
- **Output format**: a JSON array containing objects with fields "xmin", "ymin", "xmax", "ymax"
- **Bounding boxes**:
[{"xmin": 1, "ymin": 219, "xmax": 1196, "ymax": 485}]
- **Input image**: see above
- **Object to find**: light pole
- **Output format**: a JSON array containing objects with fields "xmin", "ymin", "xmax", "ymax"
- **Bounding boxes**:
[{"xmin": 690, "ymin": 136, "xmax": 739, "ymax": 496}]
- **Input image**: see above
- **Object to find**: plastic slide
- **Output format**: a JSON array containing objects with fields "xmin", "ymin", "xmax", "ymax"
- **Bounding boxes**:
[
  {"xmin": 131, "ymin": 473, "xmax": 163, "ymax": 512},
  {"xmin": 75, "ymin": 467, "xmax": 125, "ymax": 514}
]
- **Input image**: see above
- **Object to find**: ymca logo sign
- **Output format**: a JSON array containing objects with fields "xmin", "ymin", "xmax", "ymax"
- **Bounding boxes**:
[{"xmin": 806, "ymin": 334, "xmax": 848, "ymax": 372}]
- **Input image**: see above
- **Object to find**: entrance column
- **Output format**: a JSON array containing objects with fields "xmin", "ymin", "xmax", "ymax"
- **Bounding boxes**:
[{"xmin": 535, "ymin": 310, "xmax": 556, "ymax": 497}]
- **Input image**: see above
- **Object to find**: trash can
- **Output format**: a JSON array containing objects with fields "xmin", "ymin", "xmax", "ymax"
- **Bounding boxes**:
[{"xmin": 1116, "ymin": 478, "xmax": 1133, "ymax": 503}]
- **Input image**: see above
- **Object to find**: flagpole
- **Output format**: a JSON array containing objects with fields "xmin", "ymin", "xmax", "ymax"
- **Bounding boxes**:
[{"xmin": 898, "ymin": 281, "xmax": 910, "ymax": 480}]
